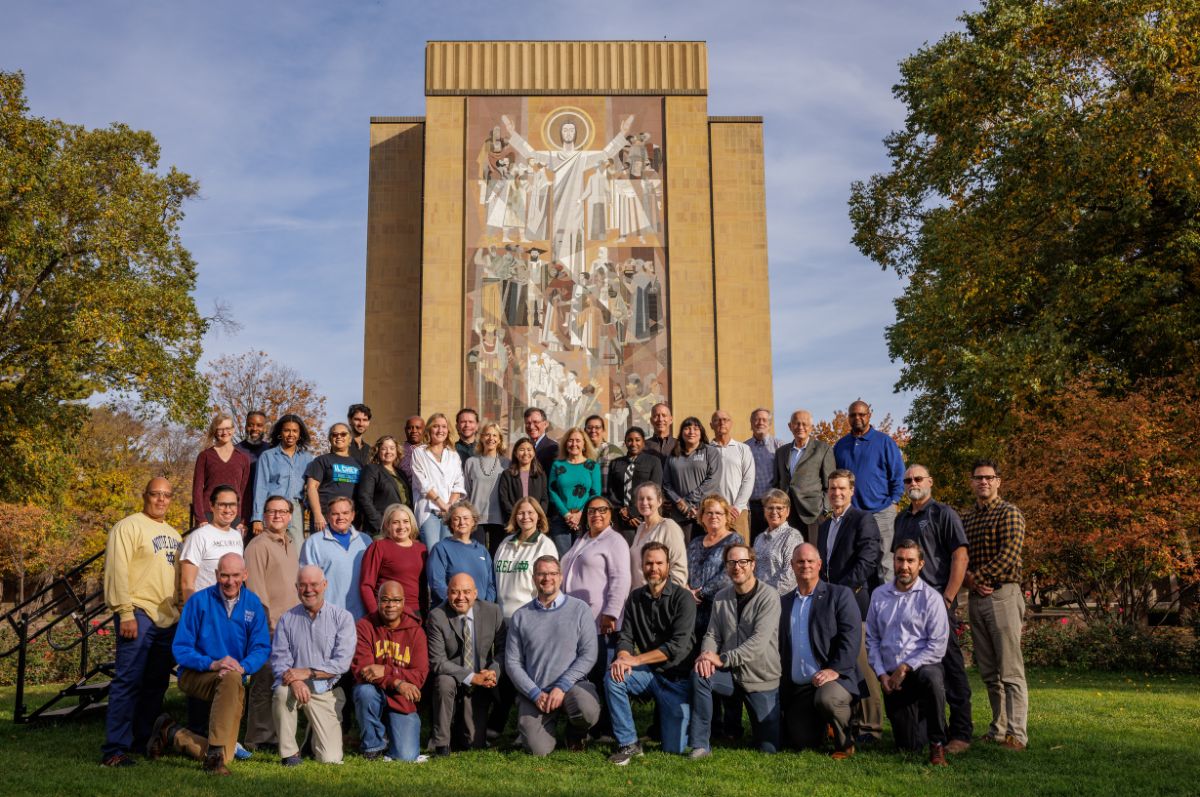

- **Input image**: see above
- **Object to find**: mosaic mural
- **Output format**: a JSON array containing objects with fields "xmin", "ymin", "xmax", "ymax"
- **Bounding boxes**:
[{"xmin": 463, "ymin": 96, "xmax": 671, "ymax": 444}]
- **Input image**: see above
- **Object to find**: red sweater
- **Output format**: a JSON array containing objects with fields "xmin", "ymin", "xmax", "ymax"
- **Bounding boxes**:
[
  {"xmin": 359, "ymin": 539, "xmax": 428, "ymax": 617},
  {"xmin": 352, "ymin": 612, "xmax": 428, "ymax": 713},
  {"xmin": 192, "ymin": 447, "xmax": 252, "ymax": 526}
]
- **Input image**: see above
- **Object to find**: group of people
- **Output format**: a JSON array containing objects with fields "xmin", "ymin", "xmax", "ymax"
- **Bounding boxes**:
[{"xmin": 100, "ymin": 399, "xmax": 1029, "ymax": 773}]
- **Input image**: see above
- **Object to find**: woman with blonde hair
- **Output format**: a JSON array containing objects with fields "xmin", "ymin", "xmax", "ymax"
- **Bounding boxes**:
[
  {"xmin": 492, "ymin": 497, "xmax": 557, "ymax": 619},
  {"xmin": 629, "ymin": 481, "xmax": 688, "ymax": 589},
  {"xmin": 359, "ymin": 503, "xmax": 427, "ymax": 617},
  {"xmin": 191, "ymin": 412, "xmax": 251, "ymax": 530},
  {"xmin": 411, "ymin": 412, "xmax": 466, "ymax": 549},
  {"xmin": 464, "ymin": 421, "xmax": 510, "ymax": 550}
]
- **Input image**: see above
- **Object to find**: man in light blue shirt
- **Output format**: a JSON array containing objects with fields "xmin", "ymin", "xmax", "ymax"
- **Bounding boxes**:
[
  {"xmin": 252, "ymin": 415, "xmax": 315, "ymax": 548},
  {"xmin": 299, "ymin": 496, "xmax": 369, "ymax": 619},
  {"xmin": 271, "ymin": 565, "xmax": 356, "ymax": 765},
  {"xmin": 865, "ymin": 539, "xmax": 950, "ymax": 766}
]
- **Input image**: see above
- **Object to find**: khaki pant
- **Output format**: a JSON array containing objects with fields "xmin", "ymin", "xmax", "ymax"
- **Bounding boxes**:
[
  {"xmin": 244, "ymin": 664, "xmax": 277, "ymax": 747},
  {"xmin": 174, "ymin": 670, "xmax": 246, "ymax": 763},
  {"xmin": 731, "ymin": 507, "xmax": 751, "ymax": 540},
  {"xmin": 968, "ymin": 582, "xmax": 1028, "ymax": 745},
  {"xmin": 855, "ymin": 623, "xmax": 883, "ymax": 738},
  {"xmin": 273, "ymin": 685, "xmax": 345, "ymax": 762}
]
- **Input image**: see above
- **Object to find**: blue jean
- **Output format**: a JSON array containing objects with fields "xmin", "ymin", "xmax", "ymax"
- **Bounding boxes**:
[
  {"xmin": 102, "ymin": 611, "xmax": 176, "ymax": 757},
  {"xmin": 548, "ymin": 515, "xmax": 574, "ymax": 557},
  {"xmin": 420, "ymin": 515, "xmax": 451, "ymax": 550},
  {"xmin": 690, "ymin": 669, "xmax": 780, "ymax": 752},
  {"xmin": 353, "ymin": 683, "xmax": 421, "ymax": 761},
  {"xmin": 605, "ymin": 665, "xmax": 690, "ymax": 753}
]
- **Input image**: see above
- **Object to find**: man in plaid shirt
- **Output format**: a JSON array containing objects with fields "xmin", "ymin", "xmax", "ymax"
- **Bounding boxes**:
[{"xmin": 962, "ymin": 459, "xmax": 1028, "ymax": 751}]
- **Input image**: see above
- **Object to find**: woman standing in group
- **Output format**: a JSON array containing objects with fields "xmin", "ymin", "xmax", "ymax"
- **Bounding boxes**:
[
  {"xmin": 464, "ymin": 422, "xmax": 509, "ymax": 551},
  {"xmin": 492, "ymin": 497, "xmax": 558, "ymax": 619},
  {"xmin": 359, "ymin": 503, "xmax": 427, "ymax": 617},
  {"xmin": 411, "ymin": 413, "xmax": 466, "ymax": 550},
  {"xmin": 426, "ymin": 500, "xmax": 495, "ymax": 606},
  {"xmin": 547, "ymin": 427, "xmax": 601, "ymax": 555},
  {"xmin": 497, "ymin": 439, "xmax": 549, "ymax": 539},
  {"xmin": 663, "ymin": 416, "xmax": 722, "ymax": 540},
  {"xmin": 605, "ymin": 426, "xmax": 663, "ymax": 544},
  {"xmin": 192, "ymin": 412, "xmax": 251, "ymax": 530},
  {"xmin": 304, "ymin": 423, "xmax": 363, "ymax": 533},
  {"xmin": 628, "ymin": 481, "xmax": 688, "ymax": 589},
  {"xmin": 355, "ymin": 435, "xmax": 411, "ymax": 538}
]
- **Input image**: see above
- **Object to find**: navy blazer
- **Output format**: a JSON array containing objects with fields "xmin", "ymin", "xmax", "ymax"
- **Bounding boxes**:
[
  {"xmin": 779, "ymin": 581, "xmax": 861, "ymax": 697},
  {"xmin": 817, "ymin": 507, "xmax": 881, "ymax": 619}
]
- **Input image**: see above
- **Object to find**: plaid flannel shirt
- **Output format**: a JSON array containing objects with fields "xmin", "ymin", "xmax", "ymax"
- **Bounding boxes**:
[{"xmin": 962, "ymin": 496, "xmax": 1024, "ymax": 585}]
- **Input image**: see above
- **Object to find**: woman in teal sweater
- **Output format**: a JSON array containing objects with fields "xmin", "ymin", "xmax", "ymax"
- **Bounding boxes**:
[{"xmin": 547, "ymin": 427, "xmax": 601, "ymax": 556}]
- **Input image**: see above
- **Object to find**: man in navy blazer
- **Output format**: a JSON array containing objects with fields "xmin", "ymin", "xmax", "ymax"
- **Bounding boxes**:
[
  {"xmin": 779, "ymin": 543, "xmax": 861, "ymax": 757},
  {"xmin": 816, "ymin": 469, "xmax": 883, "ymax": 744},
  {"xmin": 523, "ymin": 407, "xmax": 559, "ymax": 474}
]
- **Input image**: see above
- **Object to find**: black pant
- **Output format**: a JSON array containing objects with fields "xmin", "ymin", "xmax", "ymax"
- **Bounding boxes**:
[
  {"xmin": 747, "ymin": 499, "xmax": 769, "ymax": 542},
  {"xmin": 882, "ymin": 664, "xmax": 947, "ymax": 751},
  {"xmin": 943, "ymin": 606, "xmax": 974, "ymax": 742}
]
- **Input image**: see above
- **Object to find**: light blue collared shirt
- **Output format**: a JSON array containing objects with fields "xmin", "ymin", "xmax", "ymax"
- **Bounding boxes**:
[
  {"xmin": 790, "ymin": 589, "xmax": 820, "ymax": 683},
  {"xmin": 270, "ymin": 602, "xmax": 356, "ymax": 692},
  {"xmin": 252, "ymin": 446, "xmax": 315, "ymax": 522}
]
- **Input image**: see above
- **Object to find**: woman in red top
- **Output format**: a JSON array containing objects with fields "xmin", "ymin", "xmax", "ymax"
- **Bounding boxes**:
[
  {"xmin": 359, "ymin": 503, "xmax": 428, "ymax": 617},
  {"xmin": 191, "ymin": 412, "xmax": 251, "ymax": 530}
]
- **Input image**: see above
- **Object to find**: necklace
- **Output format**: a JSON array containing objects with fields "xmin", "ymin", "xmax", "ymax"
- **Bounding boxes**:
[{"xmin": 478, "ymin": 455, "xmax": 501, "ymax": 476}]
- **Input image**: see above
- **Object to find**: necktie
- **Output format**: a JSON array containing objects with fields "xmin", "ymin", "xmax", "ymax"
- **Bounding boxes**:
[{"xmin": 462, "ymin": 617, "xmax": 475, "ymax": 670}]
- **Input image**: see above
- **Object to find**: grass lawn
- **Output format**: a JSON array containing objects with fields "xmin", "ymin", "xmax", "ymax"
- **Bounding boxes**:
[{"xmin": 1, "ymin": 668, "xmax": 1197, "ymax": 797}]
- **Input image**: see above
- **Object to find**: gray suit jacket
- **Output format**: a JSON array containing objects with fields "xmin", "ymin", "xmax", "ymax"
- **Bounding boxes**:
[
  {"xmin": 426, "ymin": 598, "xmax": 506, "ymax": 682},
  {"xmin": 774, "ymin": 438, "xmax": 836, "ymax": 524}
]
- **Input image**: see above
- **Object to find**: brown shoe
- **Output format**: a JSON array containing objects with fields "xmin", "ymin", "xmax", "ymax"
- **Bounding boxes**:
[
  {"xmin": 977, "ymin": 734, "xmax": 999, "ymax": 744},
  {"xmin": 945, "ymin": 739, "xmax": 971, "ymax": 755},
  {"xmin": 1000, "ymin": 735, "xmax": 1026, "ymax": 751},
  {"xmin": 929, "ymin": 743, "xmax": 947, "ymax": 766},
  {"xmin": 203, "ymin": 747, "xmax": 231, "ymax": 776},
  {"xmin": 830, "ymin": 745, "xmax": 855, "ymax": 761}
]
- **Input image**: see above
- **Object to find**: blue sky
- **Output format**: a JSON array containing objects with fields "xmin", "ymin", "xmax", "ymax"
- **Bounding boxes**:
[{"xmin": 3, "ymin": 0, "xmax": 968, "ymax": 434}]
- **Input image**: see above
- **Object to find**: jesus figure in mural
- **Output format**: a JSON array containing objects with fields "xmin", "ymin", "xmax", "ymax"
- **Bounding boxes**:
[{"xmin": 500, "ymin": 113, "xmax": 634, "ymax": 277}]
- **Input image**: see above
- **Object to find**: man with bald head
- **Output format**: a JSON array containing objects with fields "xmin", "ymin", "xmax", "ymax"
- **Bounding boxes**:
[
  {"xmin": 426, "ymin": 573, "xmax": 507, "ymax": 754},
  {"xmin": 774, "ymin": 410, "xmax": 836, "ymax": 541},
  {"xmin": 270, "ymin": 565, "xmax": 356, "ymax": 766},
  {"xmin": 152, "ymin": 553, "xmax": 270, "ymax": 775},
  {"xmin": 778, "ymin": 543, "xmax": 861, "ymax": 758},
  {"xmin": 352, "ymin": 581, "xmax": 430, "ymax": 762},
  {"xmin": 101, "ymin": 478, "xmax": 183, "ymax": 768}
]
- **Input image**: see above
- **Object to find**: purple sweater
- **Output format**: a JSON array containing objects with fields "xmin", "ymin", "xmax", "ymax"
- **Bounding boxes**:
[{"xmin": 560, "ymin": 528, "xmax": 632, "ymax": 632}]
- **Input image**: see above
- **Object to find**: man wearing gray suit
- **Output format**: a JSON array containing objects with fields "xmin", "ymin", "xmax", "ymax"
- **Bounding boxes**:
[
  {"xmin": 774, "ymin": 410, "xmax": 836, "ymax": 541},
  {"xmin": 426, "ymin": 573, "xmax": 506, "ymax": 755}
]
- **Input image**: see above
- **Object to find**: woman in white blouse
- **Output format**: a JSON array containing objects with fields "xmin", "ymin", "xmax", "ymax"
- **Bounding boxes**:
[{"xmin": 411, "ymin": 412, "xmax": 466, "ymax": 549}]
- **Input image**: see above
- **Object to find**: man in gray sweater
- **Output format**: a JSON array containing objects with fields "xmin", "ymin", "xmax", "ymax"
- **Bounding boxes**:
[
  {"xmin": 689, "ymin": 543, "xmax": 782, "ymax": 758},
  {"xmin": 505, "ymin": 554, "xmax": 599, "ymax": 755}
]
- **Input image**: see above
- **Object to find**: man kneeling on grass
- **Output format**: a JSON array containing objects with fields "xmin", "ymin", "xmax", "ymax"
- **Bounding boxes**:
[
  {"xmin": 270, "ymin": 565, "xmax": 356, "ymax": 767},
  {"xmin": 149, "ymin": 553, "xmax": 270, "ymax": 775}
]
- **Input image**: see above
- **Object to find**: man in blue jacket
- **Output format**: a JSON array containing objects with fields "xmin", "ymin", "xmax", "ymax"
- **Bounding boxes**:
[
  {"xmin": 149, "ymin": 553, "xmax": 270, "ymax": 775},
  {"xmin": 779, "ymin": 543, "xmax": 862, "ymax": 758}
]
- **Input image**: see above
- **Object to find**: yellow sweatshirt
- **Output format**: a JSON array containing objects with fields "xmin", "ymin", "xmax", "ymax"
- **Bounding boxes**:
[{"xmin": 103, "ymin": 512, "xmax": 183, "ymax": 627}]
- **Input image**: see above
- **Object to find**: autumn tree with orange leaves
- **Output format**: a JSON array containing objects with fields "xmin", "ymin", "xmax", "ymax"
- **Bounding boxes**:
[
  {"xmin": 1005, "ymin": 374, "xmax": 1200, "ymax": 625},
  {"xmin": 203, "ymin": 350, "xmax": 327, "ymax": 440}
]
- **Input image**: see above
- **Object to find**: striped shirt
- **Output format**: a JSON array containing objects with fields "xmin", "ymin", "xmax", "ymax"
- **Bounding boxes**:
[{"xmin": 962, "ymin": 496, "xmax": 1024, "ymax": 585}]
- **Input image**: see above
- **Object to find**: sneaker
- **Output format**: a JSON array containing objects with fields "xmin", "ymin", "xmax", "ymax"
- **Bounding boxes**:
[
  {"xmin": 361, "ymin": 750, "xmax": 385, "ymax": 761},
  {"xmin": 146, "ymin": 713, "xmax": 175, "ymax": 760},
  {"xmin": 280, "ymin": 754, "xmax": 302, "ymax": 767},
  {"xmin": 233, "ymin": 743, "xmax": 252, "ymax": 761},
  {"xmin": 929, "ymin": 743, "xmax": 947, "ymax": 767},
  {"xmin": 414, "ymin": 754, "xmax": 430, "ymax": 764},
  {"xmin": 688, "ymin": 748, "xmax": 711, "ymax": 760},
  {"xmin": 945, "ymin": 739, "xmax": 971, "ymax": 755},
  {"xmin": 203, "ymin": 748, "xmax": 230, "ymax": 776},
  {"xmin": 100, "ymin": 752, "xmax": 136, "ymax": 768},
  {"xmin": 608, "ymin": 743, "xmax": 643, "ymax": 766}
]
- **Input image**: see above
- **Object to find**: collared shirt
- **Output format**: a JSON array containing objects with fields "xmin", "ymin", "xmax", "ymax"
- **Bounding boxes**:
[
  {"xmin": 832, "ymin": 427, "xmax": 906, "ymax": 512},
  {"xmin": 754, "ymin": 523, "xmax": 805, "ymax": 595},
  {"xmin": 252, "ymin": 445, "xmax": 315, "ymax": 522},
  {"xmin": 710, "ymin": 439, "xmax": 754, "ymax": 510},
  {"xmin": 962, "ymin": 496, "xmax": 1025, "ymax": 585},
  {"xmin": 531, "ymin": 592, "xmax": 567, "ymax": 612},
  {"xmin": 865, "ymin": 576, "xmax": 948, "ymax": 676},
  {"xmin": 616, "ymin": 580, "xmax": 696, "ymax": 680},
  {"xmin": 786, "ymin": 441, "xmax": 808, "ymax": 475},
  {"xmin": 893, "ymin": 499, "xmax": 968, "ymax": 592},
  {"xmin": 789, "ymin": 588, "xmax": 820, "ymax": 683},
  {"xmin": 744, "ymin": 435, "xmax": 781, "ymax": 501},
  {"xmin": 457, "ymin": 607, "xmax": 477, "ymax": 684},
  {"xmin": 826, "ymin": 510, "xmax": 847, "ymax": 562},
  {"xmin": 644, "ymin": 434, "xmax": 677, "ymax": 461},
  {"xmin": 270, "ymin": 602, "xmax": 357, "ymax": 692}
]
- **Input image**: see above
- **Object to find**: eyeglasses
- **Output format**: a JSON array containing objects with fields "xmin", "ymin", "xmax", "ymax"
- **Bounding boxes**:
[
  {"xmin": 903, "ymin": 476, "xmax": 928, "ymax": 485},
  {"xmin": 265, "ymin": 508, "xmax": 292, "ymax": 516},
  {"xmin": 586, "ymin": 507, "xmax": 611, "ymax": 515},
  {"xmin": 534, "ymin": 571, "xmax": 560, "ymax": 579},
  {"xmin": 764, "ymin": 505, "xmax": 788, "ymax": 513},
  {"xmin": 725, "ymin": 559, "xmax": 754, "ymax": 569},
  {"xmin": 971, "ymin": 475, "xmax": 998, "ymax": 482}
]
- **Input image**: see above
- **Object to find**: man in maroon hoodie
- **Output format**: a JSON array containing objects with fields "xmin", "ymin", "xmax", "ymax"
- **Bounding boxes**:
[{"xmin": 352, "ymin": 581, "xmax": 429, "ymax": 762}]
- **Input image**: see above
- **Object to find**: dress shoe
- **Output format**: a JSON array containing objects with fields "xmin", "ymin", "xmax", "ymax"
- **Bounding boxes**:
[
  {"xmin": 945, "ymin": 739, "xmax": 971, "ymax": 755},
  {"xmin": 1000, "ymin": 735, "xmax": 1026, "ymax": 751},
  {"xmin": 431, "ymin": 746, "xmax": 451, "ymax": 757},
  {"xmin": 100, "ymin": 752, "xmax": 136, "ymax": 768},
  {"xmin": 830, "ymin": 745, "xmax": 855, "ymax": 760},
  {"xmin": 203, "ymin": 748, "xmax": 230, "ymax": 776},
  {"xmin": 929, "ymin": 743, "xmax": 947, "ymax": 766}
]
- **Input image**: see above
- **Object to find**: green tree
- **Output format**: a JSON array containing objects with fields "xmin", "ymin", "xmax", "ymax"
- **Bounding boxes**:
[
  {"xmin": 848, "ymin": 0, "xmax": 1200, "ymax": 484},
  {"xmin": 0, "ymin": 71, "xmax": 208, "ymax": 503}
]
